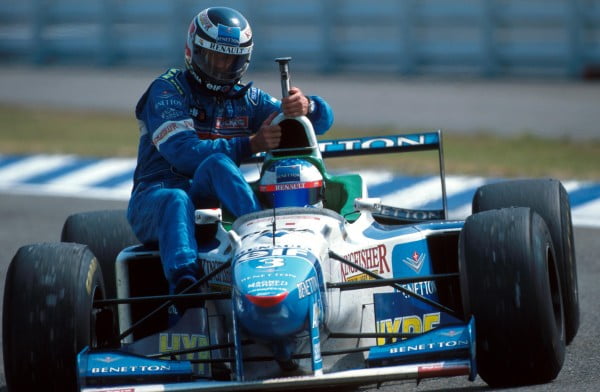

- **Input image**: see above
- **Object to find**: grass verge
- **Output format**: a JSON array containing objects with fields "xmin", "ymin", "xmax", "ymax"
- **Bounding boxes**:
[{"xmin": 1, "ymin": 105, "xmax": 598, "ymax": 181}]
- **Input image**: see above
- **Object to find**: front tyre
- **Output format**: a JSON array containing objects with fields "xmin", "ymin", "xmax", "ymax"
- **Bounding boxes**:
[
  {"xmin": 2, "ymin": 243, "xmax": 105, "ymax": 392},
  {"xmin": 459, "ymin": 208, "xmax": 565, "ymax": 387},
  {"xmin": 472, "ymin": 179, "xmax": 579, "ymax": 343},
  {"xmin": 61, "ymin": 209, "xmax": 138, "ymax": 300}
]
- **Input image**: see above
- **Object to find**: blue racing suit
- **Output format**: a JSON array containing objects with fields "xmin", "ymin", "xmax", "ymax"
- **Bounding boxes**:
[{"xmin": 127, "ymin": 68, "xmax": 334, "ymax": 292}]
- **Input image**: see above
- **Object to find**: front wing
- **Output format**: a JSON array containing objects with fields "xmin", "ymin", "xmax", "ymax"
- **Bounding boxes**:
[
  {"xmin": 79, "ymin": 319, "xmax": 476, "ymax": 391},
  {"xmin": 82, "ymin": 361, "xmax": 471, "ymax": 392}
]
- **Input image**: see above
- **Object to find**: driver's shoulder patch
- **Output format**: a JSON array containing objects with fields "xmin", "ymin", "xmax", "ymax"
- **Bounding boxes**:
[
  {"xmin": 249, "ymin": 87, "xmax": 259, "ymax": 106},
  {"xmin": 158, "ymin": 68, "xmax": 185, "ymax": 95}
]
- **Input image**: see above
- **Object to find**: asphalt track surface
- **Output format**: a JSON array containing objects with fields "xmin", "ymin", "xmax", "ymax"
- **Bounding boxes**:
[{"xmin": 0, "ymin": 193, "xmax": 598, "ymax": 392}]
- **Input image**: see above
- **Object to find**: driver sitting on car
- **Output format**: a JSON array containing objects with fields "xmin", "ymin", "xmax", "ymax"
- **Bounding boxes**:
[{"xmin": 126, "ymin": 6, "xmax": 334, "ymax": 317}]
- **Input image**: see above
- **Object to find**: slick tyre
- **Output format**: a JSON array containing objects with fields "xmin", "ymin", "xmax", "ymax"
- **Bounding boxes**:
[
  {"xmin": 61, "ymin": 209, "xmax": 138, "ymax": 300},
  {"xmin": 472, "ymin": 179, "xmax": 579, "ymax": 344},
  {"xmin": 3, "ymin": 243, "xmax": 106, "ymax": 392},
  {"xmin": 459, "ymin": 208, "xmax": 565, "ymax": 387}
]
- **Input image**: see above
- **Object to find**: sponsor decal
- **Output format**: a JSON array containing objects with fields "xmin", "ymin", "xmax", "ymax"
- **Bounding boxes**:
[
  {"xmin": 215, "ymin": 116, "xmax": 248, "ymax": 129},
  {"xmin": 159, "ymin": 333, "xmax": 210, "ymax": 374},
  {"xmin": 161, "ymin": 107, "xmax": 184, "ymax": 121},
  {"xmin": 387, "ymin": 338, "xmax": 469, "ymax": 354},
  {"xmin": 239, "ymin": 268, "xmax": 293, "ymax": 297},
  {"xmin": 205, "ymin": 82, "xmax": 231, "ymax": 93},
  {"xmin": 249, "ymin": 87, "xmax": 259, "ymax": 105},
  {"xmin": 297, "ymin": 276, "xmax": 319, "ymax": 299},
  {"xmin": 91, "ymin": 365, "xmax": 171, "ymax": 374},
  {"xmin": 403, "ymin": 251, "xmax": 426, "ymax": 273},
  {"xmin": 206, "ymin": 40, "xmax": 252, "ymax": 55},
  {"xmin": 85, "ymin": 258, "xmax": 98, "ymax": 295},
  {"xmin": 312, "ymin": 302, "xmax": 320, "ymax": 329},
  {"xmin": 259, "ymin": 180, "xmax": 322, "ymax": 192},
  {"xmin": 239, "ymin": 272, "xmax": 297, "ymax": 285},
  {"xmin": 258, "ymin": 231, "xmax": 289, "ymax": 239},
  {"xmin": 399, "ymin": 280, "xmax": 437, "ymax": 299},
  {"xmin": 418, "ymin": 362, "xmax": 469, "ymax": 378},
  {"xmin": 217, "ymin": 24, "xmax": 241, "ymax": 46},
  {"xmin": 247, "ymin": 279, "xmax": 289, "ymax": 289},
  {"xmin": 236, "ymin": 247, "xmax": 313, "ymax": 263},
  {"xmin": 201, "ymin": 259, "xmax": 232, "ymax": 288},
  {"xmin": 376, "ymin": 312, "xmax": 441, "ymax": 345},
  {"xmin": 95, "ymin": 355, "xmax": 120, "ymax": 364},
  {"xmin": 312, "ymin": 334, "xmax": 322, "ymax": 361},
  {"xmin": 440, "ymin": 329, "xmax": 463, "ymax": 337},
  {"xmin": 190, "ymin": 107, "xmax": 206, "ymax": 121},
  {"xmin": 276, "ymin": 164, "xmax": 300, "ymax": 182},
  {"xmin": 158, "ymin": 69, "xmax": 184, "ymax": 95},
  {"xmin": 378, "ymin": 205, "xmax": 443, "ymax": 221},
  {"xmin": 152, "ymin": 119, "xmax": 194, "ymax": 148},
  {"xmin": 160, "ymin": 68, "xmax": 181, "ymax": 82},
  {"xmin": 154, "ymin": 98, "xmax": 184, "ymax": 111},
  {"xmin": 341, "ymin": 244, "xmax": 390, "ymax": 282},
  {"xmin": 241, "ymin": 227, "xmax": 316, "ymax": 241},
  {"xmin": 157, "ymin": 89, "xmax": 176, "ymax": 99},
  {"xmin": 319, "ymin": 133, "xmax": 438, "ymax": 153},
  {"xmin": 195, "ymin": 131, "xmax": 239, "ymax": 140}
]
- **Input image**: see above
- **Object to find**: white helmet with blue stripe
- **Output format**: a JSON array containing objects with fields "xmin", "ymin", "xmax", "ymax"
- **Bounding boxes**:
[{"xmin": 259, "ymin": 159, "xmax": 324, "ymax": 208}]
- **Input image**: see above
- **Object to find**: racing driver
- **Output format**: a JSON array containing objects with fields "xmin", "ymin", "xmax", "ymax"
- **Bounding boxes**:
[{"xmin": 127, "ymin": 6, "xmax": 334, "ymax": 314}]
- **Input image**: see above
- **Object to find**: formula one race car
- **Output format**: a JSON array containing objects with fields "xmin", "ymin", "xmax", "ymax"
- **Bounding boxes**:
[{"xmin": 3, "ymin": 64, "xmax": 579, "ymax": 392}]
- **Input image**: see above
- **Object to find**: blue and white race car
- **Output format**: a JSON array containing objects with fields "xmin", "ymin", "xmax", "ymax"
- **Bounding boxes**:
[{"xmin": 3, "ymin": 100, "xmax": 579, "ymax": 392}]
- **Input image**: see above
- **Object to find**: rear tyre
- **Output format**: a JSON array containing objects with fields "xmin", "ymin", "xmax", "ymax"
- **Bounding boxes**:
[
  {"xmin": 459, "ymin": 208, "xmax": 565, "ymax": 387},
  {"xmin": 61, "ymin": 209, "xmax": 138, "ymax": 300},
  {"xmin": 3, "ymin": 243, "xmax": 106, "ymax": 391},
  {"xmin": 472, "ymin": 179, "xmax": 579, "ymax": 343}
]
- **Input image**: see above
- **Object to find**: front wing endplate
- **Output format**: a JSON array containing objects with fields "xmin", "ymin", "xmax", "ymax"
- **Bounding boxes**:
[{"xmin": 81, "ymin": 359, "xmax": 471, "ymax": 392}]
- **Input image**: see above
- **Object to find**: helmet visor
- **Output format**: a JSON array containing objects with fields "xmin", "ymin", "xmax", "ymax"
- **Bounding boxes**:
[
  {"xmin": 259, "ymin": 181, "xmax": 323, "ymax": 208},
  {"xmin": 192, "ymin": 43, "xmax": 251, "ymax": 84}
]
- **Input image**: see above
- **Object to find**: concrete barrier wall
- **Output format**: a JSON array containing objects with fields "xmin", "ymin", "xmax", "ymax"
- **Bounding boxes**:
[{"xmin": 1, "ymin": 0, "xmax": 600, "ymax": 78}]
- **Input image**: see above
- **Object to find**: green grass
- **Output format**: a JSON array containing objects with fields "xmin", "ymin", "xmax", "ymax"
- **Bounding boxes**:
[
  {"xmin": 1, "ymin": 105, "xmax": 599, "ymax": 181},
  {"xmin": 0, "ymin": 105, "xmax": 139, "ymax": 157}
]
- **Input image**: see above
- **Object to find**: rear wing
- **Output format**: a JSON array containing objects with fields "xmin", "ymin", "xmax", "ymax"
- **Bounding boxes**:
[
  {"xmin": 318, "ymin": 131, "xmax": 442, "ymax": 158},
  {"xmin": 244, "ymin": 131, "xmax": 442, "ymax": 161},
  {"xmin": 244, "ymin": 130, "xmax": 448, "ymax": 220}
]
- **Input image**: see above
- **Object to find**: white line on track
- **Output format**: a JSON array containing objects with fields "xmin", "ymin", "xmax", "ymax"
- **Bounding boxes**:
[
  {"xmin": 46, "ymin": 158, "xmax": 136, "ymax": 186},
  {"xmin": 0, "ymin": 155, "xmax": 76, "ymax": 182}
]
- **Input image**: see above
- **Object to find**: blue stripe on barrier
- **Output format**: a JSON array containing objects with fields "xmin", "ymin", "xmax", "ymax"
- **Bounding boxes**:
[
  {"xmin": 0, "ymin": 154, "xmax": 598, "ymax": 227},
  {"xmin": 91, "ymin": 171, "xmax": 135, "ymax": 188},
  {"xmin": 0, "ymin": 155, "xmax": 27, "ymax": 167},
  {"xmin": 569, "ymin": 183, "xmax": 600, "ymax": 206},
  {"xmin": 21, "ymin": 158, "xmax": 98, "ymax": 184}
]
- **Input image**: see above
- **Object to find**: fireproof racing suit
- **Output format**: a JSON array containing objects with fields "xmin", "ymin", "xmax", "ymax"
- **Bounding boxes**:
[{"xmin": 127, "ymin": 68, "xmax": 334, "ymax": 292}]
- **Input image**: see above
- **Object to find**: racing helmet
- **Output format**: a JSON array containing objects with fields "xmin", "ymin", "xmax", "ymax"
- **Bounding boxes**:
[
  {"xmin": 184, "ymin": 7, "xmax": 253, "ymax": 92},
  {"xmin": 259, "ymin": 159, "xmax": 325, "ymax": 208}
]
